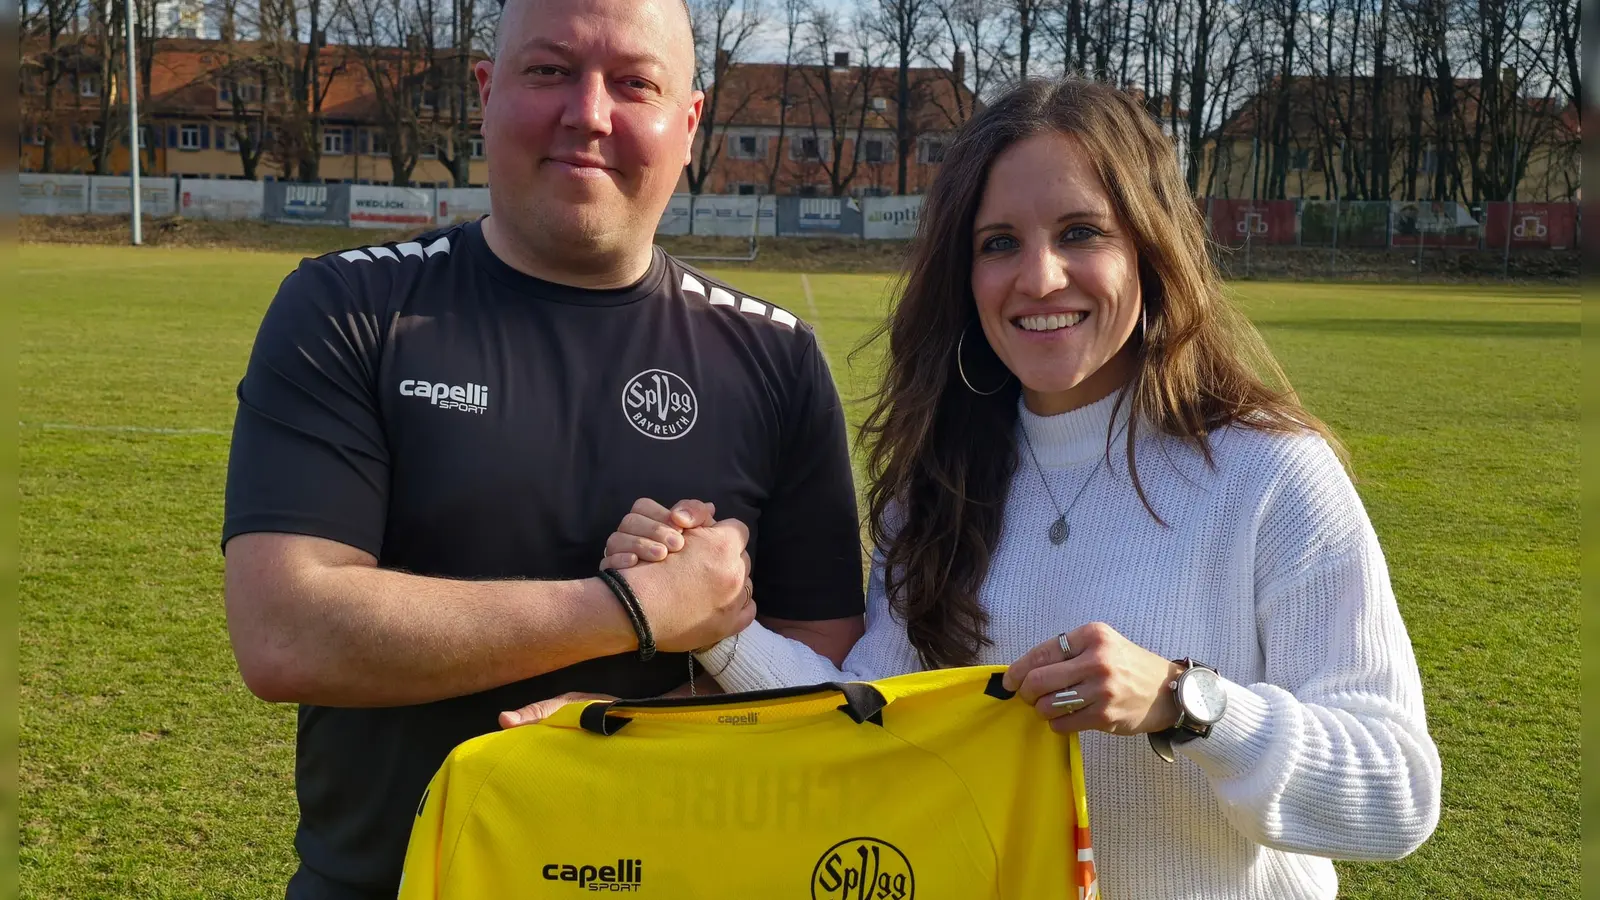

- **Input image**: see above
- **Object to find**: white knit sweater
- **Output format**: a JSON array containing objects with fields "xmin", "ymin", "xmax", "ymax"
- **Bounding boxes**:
[{"xmin": 697, "ymin": 389, "xmax": 1442, "ymax": 899}]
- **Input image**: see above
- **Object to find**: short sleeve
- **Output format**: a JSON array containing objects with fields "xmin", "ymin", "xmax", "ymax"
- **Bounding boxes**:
[
  {"xmin": 750, "ymin": 333, "xmax": 865, "ymax": 621},
  {"xmin": 222, "ymin": 259, "xmax": 391, "ymax": 556}
]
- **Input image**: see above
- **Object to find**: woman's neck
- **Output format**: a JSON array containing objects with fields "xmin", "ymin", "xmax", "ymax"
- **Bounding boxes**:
[{"xmin": 1022, "ymin": 342, "xmax": 1138, "ymax": 417}]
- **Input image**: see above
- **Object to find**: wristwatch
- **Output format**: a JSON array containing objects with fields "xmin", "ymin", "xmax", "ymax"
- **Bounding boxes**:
[{"xmin": 1148, "ymin": 658, "xmax": 1228, "ymax": 764}]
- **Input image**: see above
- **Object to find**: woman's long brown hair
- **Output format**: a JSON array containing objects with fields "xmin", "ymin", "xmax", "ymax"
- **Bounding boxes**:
[{"xmin": 857, "ymin": 77, "xmax": 1344, "ymax": 669}]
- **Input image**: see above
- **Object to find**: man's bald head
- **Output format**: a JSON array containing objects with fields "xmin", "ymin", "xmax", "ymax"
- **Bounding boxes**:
[{"xmin": 494, "ymin": 0, "xmax": 696, "ymax": 71}]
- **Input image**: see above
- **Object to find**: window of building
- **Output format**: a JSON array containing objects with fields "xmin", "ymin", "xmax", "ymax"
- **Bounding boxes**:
[
  {"xmin": 872, "ymin": 97, "xmax": 887, "ymax": 112},
  {"xmin": 791, "ymin": 135, "xmax": 824, "ymax": 161},
  {"xmin": 223, "ymin": 127, "xmax": 240, "ymax": 151},
  {"xmin": 180, "ymin": 123, "xmax": 203, "ymax": 150},
  {"xmin": 219, "ymin": 79, "xmax": 262, "ymax": 105},
  {"xmin": 420, "ymin": 140, "xmax": 437, "ymax": 159},
  {"xmin": 734, "ymin": 183, "xmax": 761, "ymax": 195},
  {"xmin": 1290, "ymin": 148, "xmax": 1311, "ymax": 171},
  {"xmin": 368, "ymin": 129, "xmax": 391, "ymax": 156},
  {"xmin": 729, "ymin": 134, "xmax": 764, "ymax": 160},
  {"xmin": 919, "ymin": 138, "xmax": 947, "ymax": 164},
  {"xmin": 469, "ymin": 135, "xmax": 485, "ymax": 159},
  {"xmin": 79, "ymin": 75, "xmax": 100, "ymax": 97},
  {"xmin": 797, "ymin": 184, "xmax": 821, "ymax": 197},
  {"xmin": 323, "ymin": 128, "xmax": 346, "ymax": 155},
  {"xmin": 82, "ymin": 123, "xmax": 101, "ymax": 147},
  {"xmin": 863, "ymin": 139, "xmax": 886, "ymax": 164}
]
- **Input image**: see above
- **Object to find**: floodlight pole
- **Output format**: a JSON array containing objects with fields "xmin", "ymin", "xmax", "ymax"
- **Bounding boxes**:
[{"xmin": 125, "ymin": 0, "xmax": 142, "ymax": 246}]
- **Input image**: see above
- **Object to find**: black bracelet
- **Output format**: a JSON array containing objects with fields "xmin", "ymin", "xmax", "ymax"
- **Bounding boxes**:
[{"xmin": 598, "ymin": 568, "xmax": 656, "ymax": 662}]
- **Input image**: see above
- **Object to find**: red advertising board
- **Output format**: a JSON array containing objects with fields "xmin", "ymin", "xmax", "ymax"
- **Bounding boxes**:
[
  {"xmin": 1482, "ymin": 202, "xmax": 1577, "ymax": 250},
  {"xmin": 1208, "ymin": 200, "xmax": 1297, "ymax": 247}
]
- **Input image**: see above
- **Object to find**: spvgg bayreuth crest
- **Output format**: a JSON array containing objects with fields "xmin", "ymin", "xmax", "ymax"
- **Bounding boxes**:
[
  {"xmin": 622, "ymin": 369, "xmax": 698, "ymax": 440},
  {"xmin": 811, "ymin": 838, "xmax": 914, "ymax": 900}
]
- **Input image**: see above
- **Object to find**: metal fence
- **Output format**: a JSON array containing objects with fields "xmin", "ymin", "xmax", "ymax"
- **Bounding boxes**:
[{"xmin": 20, "ymin": 174, "xmax": 1579, "ymax": 257}]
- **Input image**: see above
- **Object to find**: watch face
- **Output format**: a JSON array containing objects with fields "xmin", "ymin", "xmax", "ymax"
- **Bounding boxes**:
[{"xmin": 1178, "ymin": 667, "xmax": 1227, "ymax": 725}]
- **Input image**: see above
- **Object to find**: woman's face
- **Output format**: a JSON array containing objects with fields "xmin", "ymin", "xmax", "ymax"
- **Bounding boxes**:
[{"xmin": 970, "ymin": 130, "xmax": 1143, "ymax": 416}]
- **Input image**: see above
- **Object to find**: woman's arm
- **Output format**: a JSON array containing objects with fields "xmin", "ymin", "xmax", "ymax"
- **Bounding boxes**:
[
  {"xmin": 1177, "ymin": 438, "xmax": 1442, "ymax": 861},
  {"xmin": 696, "ymin": 547, "xmax": 927, "ymax": 691}
]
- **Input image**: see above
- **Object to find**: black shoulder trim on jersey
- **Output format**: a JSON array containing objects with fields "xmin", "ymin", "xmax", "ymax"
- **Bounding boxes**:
[
  {"xmin": 415, "ymin": 787, "xmax": 430, "ymax": 817},
  {"xmin": 578, "ymin": 704, "xmax": 634, "ymax": 735},
  {"xmin": 575, "ymin": 681, "xmax": 888, "ymax": 733},
  {"xmin": 835, "ymin": 682, "xmax": 888, "ymax": 726},
  {"xmin": 984, "ymin": 673, "xmax": 1017, "ymax": 701}
]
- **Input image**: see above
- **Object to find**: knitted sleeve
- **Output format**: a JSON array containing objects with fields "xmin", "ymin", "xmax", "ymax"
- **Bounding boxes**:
[
  {"xmin": 1176, "ymin": 434, "xmax": 1443, "ymax": 861},
  {"xmin": 695, "ymin": 543, "xmax": 926, "ymax": 691}
]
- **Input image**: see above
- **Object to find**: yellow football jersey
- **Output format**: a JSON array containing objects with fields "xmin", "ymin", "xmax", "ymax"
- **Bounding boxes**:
[{"xmin": 398, "ymin": 666, "xmax": 1099, "ymax": 899}]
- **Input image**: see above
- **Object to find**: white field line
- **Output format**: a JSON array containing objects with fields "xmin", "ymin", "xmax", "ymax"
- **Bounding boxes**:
[
  {"xmin": 20, "ymin": 421, "xmax": 230, "ymax": 436},
  {"xmin": 799, "ymin": 273, "xmax": 826, "ymax": 353}
]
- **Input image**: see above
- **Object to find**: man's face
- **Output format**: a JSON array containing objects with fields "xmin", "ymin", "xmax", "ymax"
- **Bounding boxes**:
[{"xmin": 476, "ymin": 0, "xmax": 701, "ymax": 251}]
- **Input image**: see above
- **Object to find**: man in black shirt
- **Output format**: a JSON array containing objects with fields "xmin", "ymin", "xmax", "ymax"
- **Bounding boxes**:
[{"xmin": 221, "ymin": 0, "xmax": 865, "ymax": 896}]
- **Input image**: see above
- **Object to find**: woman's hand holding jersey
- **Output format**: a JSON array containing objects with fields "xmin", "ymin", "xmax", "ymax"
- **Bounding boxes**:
[{"xmin": 1003, "ymin": 624, "xmax": 1186, "ymax": 736}]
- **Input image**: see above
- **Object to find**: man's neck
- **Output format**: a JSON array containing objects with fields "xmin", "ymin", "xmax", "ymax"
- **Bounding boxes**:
[{"xmin": 480, "ymin": 214, "xmax": 654, "ymax": 290}]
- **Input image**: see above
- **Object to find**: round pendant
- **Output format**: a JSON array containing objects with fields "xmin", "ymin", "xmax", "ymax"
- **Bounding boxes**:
[{"xmin": 1048, "ymin": 516, "xmax": 1069, "ymax": 545}]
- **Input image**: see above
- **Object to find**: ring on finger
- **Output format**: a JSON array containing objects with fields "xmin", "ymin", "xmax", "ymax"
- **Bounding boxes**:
[
  {"xmin": 1051, "ymin": 689, "xmax": 1087, "ymax": 712},
  {"xmin": 1057, "ymin": 632, "xmax": 1073, "ymax": 658}
]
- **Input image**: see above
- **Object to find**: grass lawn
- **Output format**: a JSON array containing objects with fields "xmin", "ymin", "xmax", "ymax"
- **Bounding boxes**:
[{"xmin": 18, "ymin": 244, "xmax": 1578, "ymax": 898}]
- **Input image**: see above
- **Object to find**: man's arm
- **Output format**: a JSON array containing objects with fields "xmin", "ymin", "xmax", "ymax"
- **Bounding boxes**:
[{"xmin": 226, "ymin": 524, "xmax": 754, "ymax": 708}]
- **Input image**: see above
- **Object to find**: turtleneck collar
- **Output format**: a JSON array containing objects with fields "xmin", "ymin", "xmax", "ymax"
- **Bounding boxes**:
[{"xmin": 1017, "ymin": 387, "xmax": 1133, "ymax": 468}]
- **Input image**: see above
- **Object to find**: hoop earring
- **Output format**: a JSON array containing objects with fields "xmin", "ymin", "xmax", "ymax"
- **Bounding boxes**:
[
  {"xmin": 956, "ymin": 325, "xmax": 1010, "ymax": 396},
  {"xmin": 1141, "ymin": 302, "xmax": 1149, "ymax": 339}
]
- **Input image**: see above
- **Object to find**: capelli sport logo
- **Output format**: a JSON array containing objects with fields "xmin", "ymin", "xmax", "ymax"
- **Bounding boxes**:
[
  {"xmin": 542, "ymin": 858, "xmax": 643, "ymax": 892},
  {"xmin": 811, "ymin": 838, "xmax": 914, "ymax": 900},
  {"xmin": 622, "ymin": 369, "xmax": 697, "ymax": 440},
  {"xmin": 399, "ymin": 379, "xmax": 489, "ymax": 414}
]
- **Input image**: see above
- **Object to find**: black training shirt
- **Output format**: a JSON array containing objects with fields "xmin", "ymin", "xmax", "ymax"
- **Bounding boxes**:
[{"xmin": 222, "ymin": 219, "xmax": 864, "ymax": 900}]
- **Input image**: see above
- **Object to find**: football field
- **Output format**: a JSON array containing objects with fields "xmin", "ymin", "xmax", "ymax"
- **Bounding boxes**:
[{"xmin": 18, "ymin": 244, "xmax": 1578, "ymax": 898}]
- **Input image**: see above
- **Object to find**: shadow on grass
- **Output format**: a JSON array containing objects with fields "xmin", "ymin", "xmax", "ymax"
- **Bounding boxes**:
[{"xmin": 1260, "ymin": 318, "xmax": 1578, "ymax": 340}]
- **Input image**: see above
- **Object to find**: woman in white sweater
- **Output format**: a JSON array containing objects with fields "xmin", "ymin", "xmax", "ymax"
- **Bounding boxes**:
[{"xmin": 591, "ymin": 78, "xmax": 1442, "ymax": 899}]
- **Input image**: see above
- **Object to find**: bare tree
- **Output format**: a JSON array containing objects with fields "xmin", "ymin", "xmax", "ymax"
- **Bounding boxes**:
[
  {"xmin": 685, "ymin": 0, "xmax": 767, "ymax": 194},
  {"xmin": 792, "ymin": 7, "xmax": 882, "ymax": 195},
  {"xmin": 336, "ymin": 0, "xmax": 436, "ymax": 186},
  {"xmin": 260, "ymin": 0, "xmax": 345, "ymax": 181},
  {"xmin": 871, "ymin": 0, "xmax": 934, "ymax": 193},
  {"xmin": 933, "ymin": 0, "xmax": 1010, "ymax": 122},
  {"xmin": 20, "ymin": 0, "xmax": 85, "ymax": 172},
  {"xmin": 767, "ymin": 0, "xmax": 808, "ymax": 193}
]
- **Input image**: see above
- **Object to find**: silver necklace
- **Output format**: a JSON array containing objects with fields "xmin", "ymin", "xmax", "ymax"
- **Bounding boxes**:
[{"xmin": 1019, "ymin": 426, "xmax": 1107, "ymax": 545}]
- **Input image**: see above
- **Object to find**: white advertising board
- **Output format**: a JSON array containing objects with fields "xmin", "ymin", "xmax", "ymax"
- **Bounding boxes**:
[
  {"xmin": 349, "ymin": 185, "xmax": 436, "ymax": 229},
  {"xmin": 19, "ymin": 173, "xmax": 90, "ymax": 215},
  {"xmin": 179, "ymin": 179, "xmax": 264, "ymax": 220},
  {"xmin": 89, "ymin": 175, "xmax": 178, "ymax": 216},
  {"xmin": 862, "ymin": 195, "xmax": 924, "ymax": 239}
]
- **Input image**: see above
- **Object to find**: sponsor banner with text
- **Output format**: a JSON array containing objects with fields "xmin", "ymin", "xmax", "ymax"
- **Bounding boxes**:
[
  {"xmin": 1481, "ymin": 202, "xmax": 1577, "ymax": 250},
  {"xmin": 350, "ymin": 185, "xmax": 435, "ymax": 229},
  {"xmin": 1207, "ymin": 199, "xmax": 1297, "ymax": 247},
  {"xmin": 19, "ymin": 173, "xmax": 91, "ymax": 215},
  {"xmin": 862, "ymin": 195, "xmax": 923, "ymax": 239},
  {"xmin": 264, "ymin": 182, "xmax": 352, "ymax": 225},
  {"xmin": 88, "ymin": 175, "xmax": 178, "ymax": 216}
]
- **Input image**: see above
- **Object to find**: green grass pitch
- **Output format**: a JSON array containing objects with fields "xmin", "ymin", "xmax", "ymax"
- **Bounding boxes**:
[{"xmin": 18, "ymin": 244, "xmax": 1577, "ymax": 897}]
